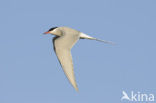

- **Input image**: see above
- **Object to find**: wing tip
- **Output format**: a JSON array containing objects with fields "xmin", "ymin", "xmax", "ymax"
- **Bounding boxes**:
[
  {"xmin": 71, "ymin": 81, "xmax": 79, "ymax": 91},
  {"xmin": 74, "ymin": 86, "xmax": 79, "ymax": 92}
]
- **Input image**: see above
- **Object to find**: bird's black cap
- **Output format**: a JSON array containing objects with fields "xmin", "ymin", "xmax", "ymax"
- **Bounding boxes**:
[{"xmin": 48, "ymin": 27, "xmax": 58, "ymax": 31}]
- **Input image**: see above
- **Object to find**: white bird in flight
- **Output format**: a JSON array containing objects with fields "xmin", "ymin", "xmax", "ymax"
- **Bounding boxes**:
[{"xmin": 44, "ymin": 26, "xmax": 114, "ymax": 91}]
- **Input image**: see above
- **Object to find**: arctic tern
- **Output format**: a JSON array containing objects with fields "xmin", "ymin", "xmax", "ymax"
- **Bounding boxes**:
[{"xmin": 44, "ymin": 26, "xmax": 114, "ymax": 91}]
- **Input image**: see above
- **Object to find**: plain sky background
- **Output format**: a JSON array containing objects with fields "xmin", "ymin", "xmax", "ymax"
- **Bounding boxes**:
[{"xmin": 0, "ymin": 0, "xmax": 156, "ymax": 103}]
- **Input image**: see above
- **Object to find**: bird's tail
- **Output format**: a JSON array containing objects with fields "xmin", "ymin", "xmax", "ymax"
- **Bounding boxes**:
[
  {"xmin": 80, "ymin": 32, "xmax": 115, "ymax": 45},
  {"xmin": 92, "ymin": 38, "xmax": 115, "ymax": 45}
]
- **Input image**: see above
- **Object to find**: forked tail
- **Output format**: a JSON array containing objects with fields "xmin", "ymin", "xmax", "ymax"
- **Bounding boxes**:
[
  {"xmin": 80, "ymin": 32, "xmax": 115, "ymax": 45},
  {"xmin": 92, "ymin": 38, "xmax": 115, "ymax": 45}
]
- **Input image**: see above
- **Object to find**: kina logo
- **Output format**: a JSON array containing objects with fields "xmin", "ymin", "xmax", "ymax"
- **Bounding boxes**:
[{"xmin": 121, "ymin": 91, "xmax": 154, "ymax": 102}]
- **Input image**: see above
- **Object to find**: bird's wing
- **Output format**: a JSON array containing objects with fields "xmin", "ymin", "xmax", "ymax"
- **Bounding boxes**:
[{"xmin": 53, "ymin": 34, "xmax": 79, "ymax": 91}]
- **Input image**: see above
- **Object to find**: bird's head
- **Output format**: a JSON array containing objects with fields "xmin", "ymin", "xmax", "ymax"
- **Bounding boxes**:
[{"xmin": 44, "ymin": 27, "xmax": 62, "ymax": 36}]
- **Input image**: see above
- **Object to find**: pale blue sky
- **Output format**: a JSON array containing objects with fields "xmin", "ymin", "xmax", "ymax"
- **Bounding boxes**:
[{"xmin": 0, "ymin": 0, "xmax": 156, "ymax": 103}]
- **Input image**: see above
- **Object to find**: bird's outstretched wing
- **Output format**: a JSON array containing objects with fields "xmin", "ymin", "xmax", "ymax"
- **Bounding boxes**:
[{"xmin": 53, "ymin": 34, "xmax": 79, "ymax": 91}]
